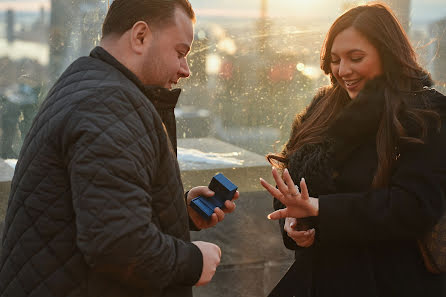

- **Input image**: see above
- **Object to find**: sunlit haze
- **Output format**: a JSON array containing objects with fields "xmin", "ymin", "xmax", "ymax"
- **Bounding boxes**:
[
  {"xmin": 0, "ymin": 0, "xmax": 50, "ymax": 12},
  {"xmin": 0, "ymin": 0, "xmax": 445, "ymax": 22}
]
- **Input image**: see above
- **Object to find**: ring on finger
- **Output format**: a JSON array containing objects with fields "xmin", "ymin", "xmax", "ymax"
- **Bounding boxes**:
[{"xmin": 290, "ymin": 185, "xmax": 300, "ymax": 196}]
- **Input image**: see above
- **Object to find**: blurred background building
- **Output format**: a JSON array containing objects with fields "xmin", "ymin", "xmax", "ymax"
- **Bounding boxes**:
[{"xmin": 430, "ymin": 18, "xmax": 446, "ymax": 84}]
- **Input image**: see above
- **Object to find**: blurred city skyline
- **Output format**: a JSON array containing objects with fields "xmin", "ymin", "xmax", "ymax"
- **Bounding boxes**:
[
  {"xmin": 0, "ymin": 0, "xmax": 445, "ymax": 24},
  {"xmin": 0, "ymin": 0, "xmax": 445, "ymax": 160}
]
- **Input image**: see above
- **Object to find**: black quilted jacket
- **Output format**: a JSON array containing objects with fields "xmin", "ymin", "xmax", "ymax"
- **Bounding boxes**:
[{"xmin": 0, "ymin": 47, "xmax": 203, "ymax": 297}]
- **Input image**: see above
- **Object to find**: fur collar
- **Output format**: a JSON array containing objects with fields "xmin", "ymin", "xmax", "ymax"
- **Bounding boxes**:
[
  {"xmin": 287, "ymin": 78, "xmax": 387, "ymax": 197},
  {"xmin": 326, "ymin": 78, "xmax": 386, "ymax": 164}
]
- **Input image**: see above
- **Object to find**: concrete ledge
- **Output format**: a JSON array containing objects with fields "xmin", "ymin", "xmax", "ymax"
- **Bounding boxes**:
[{"xmin": 178, "ymin": 138, "xmax": 273, "ymax": 192}]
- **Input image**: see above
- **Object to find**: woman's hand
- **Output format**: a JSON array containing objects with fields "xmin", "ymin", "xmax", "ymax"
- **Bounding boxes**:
[
  {"xmin": 284, "ymin": 217, "xmax": 315, "ymax": 248},
  {"xmin": 260, "ymin": 168, "xmax": 319, "ymax": 220}
]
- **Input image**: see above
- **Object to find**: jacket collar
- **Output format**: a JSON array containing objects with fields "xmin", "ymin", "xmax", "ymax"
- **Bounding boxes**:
[
  {"xmin": 326, "ymin": 78, "xmax": 386, "ymax": 148},
  {"xmin": 89, "ymin": 46, "xmax": 181, "ymax": 108}
]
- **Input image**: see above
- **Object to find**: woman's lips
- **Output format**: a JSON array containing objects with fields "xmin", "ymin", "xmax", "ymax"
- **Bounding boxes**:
[{"xmin": 344, "ymin": 79, "xmax": 361, "ymax": 90}]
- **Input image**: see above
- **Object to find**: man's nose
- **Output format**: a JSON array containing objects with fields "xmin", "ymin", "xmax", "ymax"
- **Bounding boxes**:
[{"xmin": 179, "ymin": 59, "xmax": 191, "ymax": 78}]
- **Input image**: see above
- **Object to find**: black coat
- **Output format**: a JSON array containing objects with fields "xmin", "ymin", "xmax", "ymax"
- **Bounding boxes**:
[
  {"xmin": 274, "ymin": 80, "xmax": 446, "ymax": 297},
  {"xmin": 0, "ymin": 47, "xmax": 202, "ymax": 297}
]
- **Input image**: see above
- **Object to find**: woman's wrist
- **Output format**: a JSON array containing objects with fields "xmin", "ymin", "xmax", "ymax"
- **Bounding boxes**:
[{"xmin": 310, "ymin": 197, "xmax": 319, "ymax": 216}]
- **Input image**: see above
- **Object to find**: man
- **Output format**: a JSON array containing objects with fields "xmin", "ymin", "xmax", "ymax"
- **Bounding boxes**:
[{"xmin": 0, "ymin": 1, "xmax": 238, "ymax": 296}]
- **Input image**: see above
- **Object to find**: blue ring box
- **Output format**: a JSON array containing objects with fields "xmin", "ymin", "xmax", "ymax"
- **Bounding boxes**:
[{"xmin": 190, "ymin": 173, "xmax": 238, "ymax": 220}]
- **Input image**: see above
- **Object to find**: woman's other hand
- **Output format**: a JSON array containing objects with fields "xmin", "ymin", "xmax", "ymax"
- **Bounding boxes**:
[{"xmin": 284, "ymin": 217, "xmax": 315, "ymax": 248}]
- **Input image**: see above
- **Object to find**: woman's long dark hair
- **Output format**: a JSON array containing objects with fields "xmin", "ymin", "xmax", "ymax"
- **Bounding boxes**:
[{"xmin": 267, "ymin": 2, "xmax": 440, "ymax": 187}]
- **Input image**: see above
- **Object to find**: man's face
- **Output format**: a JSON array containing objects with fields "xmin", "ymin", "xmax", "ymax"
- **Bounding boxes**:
[{"xmin": 141, "ymin": 7, "xmax": 194, "ymax": 89}]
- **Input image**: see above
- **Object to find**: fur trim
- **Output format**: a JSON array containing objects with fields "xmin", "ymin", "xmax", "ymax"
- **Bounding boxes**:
[
  {"xmin": 287, "ymin": 78, "xmax": 387, "ymax": 195},
  {"xmin": 288, "ymin": 140, "xmax": 337, "ymax": 197},
  {"xmin": 327, "ymin": 77, "xmax": 386, "ymax": 165}
]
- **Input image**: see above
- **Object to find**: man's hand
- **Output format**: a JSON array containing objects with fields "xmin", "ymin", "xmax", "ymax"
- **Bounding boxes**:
[
  {"xmin": 187, "ymin": 186, "xmax": 239, "ymax": 229},
  {"xmin": 192, "ymin": 241, "xmax": 221, "ymax": 286},
  {"xmin": 284, "ymin": 217, "xmax": 315, "ymax": 248}
]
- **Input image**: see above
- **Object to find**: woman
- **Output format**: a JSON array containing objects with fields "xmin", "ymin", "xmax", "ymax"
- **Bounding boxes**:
[{"xmin": 260, "ymin": 3, "xmax": 446, "ymax": 297}]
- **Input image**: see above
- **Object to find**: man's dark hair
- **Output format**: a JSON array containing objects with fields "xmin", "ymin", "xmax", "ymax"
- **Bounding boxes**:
[{"xmin": 102, "ymin": 0, "xmax": 195, "ymax": 37}]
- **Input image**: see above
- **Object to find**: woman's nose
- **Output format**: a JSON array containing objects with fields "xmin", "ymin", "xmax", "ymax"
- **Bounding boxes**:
[{"xmin": 338, "ymin": 60, "xmax": 352, "ymax": 78}]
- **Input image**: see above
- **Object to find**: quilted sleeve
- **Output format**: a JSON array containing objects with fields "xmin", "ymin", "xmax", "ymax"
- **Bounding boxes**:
[{"xmin": 61, "ymin": 88, "xmax": 202, "ymax": 289}]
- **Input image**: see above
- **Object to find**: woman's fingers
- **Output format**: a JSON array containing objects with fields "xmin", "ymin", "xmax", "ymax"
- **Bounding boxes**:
[
  {"xmin": 287, "ymin": 229, "xmax": 315, "ymax": 247},
  {"xmin": 297, "ymin": 234, "xmax": 314, "ymax": 247},
  {"xmin": 288, "ymin": 229, "xmax": 314, "ymax": 240},
  {"xmin": 260, "ymin": 178, "xmax": 283, "ymax": 200},
  {"xmin": 272, "ymin": 168, "xmax": 288, "ymax": 194},
  {"xmin": 300, "ymin": 178, "xmax": 309, "ymax": 200},
  {"xmin": 287, "ymin": 230, "xmax": 307, "ymax": 240},
  {"xmin": 283, "ymin": 169, "xmax": 298, "ymax": 195},
  {"xmin": 267, "ymin": 208, "xmax": 288, "ymax": 220},
  {"xmin": 284, "ymin": 217, "xmax": 297, "ymax": 233}
]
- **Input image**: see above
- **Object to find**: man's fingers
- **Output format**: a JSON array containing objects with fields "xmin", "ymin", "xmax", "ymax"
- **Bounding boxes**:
[
  {"xmin": 188, "ymin": 186, "xmax": 215, "ymax": 201},
  {"xmin": 231, "ymin": 191, "xmax": 240, "ymax": 201},
  {"xmin": 267, "ymin": 208, "xmax": 288, "ymax": 220},
  {"xmin": 209, "ymin": 213, "xmax": 218, "ymax": 227},
  {"xmin": 223, "ymin": 200, "xmax": 236, "ymax": 213},
  {"xmin": 214, "ymin": 207, "xmax": 225, "ymax": 222},
  {"xmin": 300, "ymin": 178, "xmax": 309, "ymax": 200}
]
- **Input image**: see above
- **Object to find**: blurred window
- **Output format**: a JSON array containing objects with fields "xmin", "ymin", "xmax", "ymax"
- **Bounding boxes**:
[{"xmin": 0, "ymin": 0, "xmax": 445, "ymax": 159}]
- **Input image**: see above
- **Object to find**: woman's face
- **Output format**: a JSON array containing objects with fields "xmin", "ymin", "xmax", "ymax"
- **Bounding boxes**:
[{"xmin": 330, "ymin": 27, "xmax": 383, "ymax": 99}]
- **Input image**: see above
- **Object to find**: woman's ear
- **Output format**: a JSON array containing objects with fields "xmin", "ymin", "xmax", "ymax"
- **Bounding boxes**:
[{"xmin": 130, "ymin": 21, "xmax": 152, "ymax": 55}]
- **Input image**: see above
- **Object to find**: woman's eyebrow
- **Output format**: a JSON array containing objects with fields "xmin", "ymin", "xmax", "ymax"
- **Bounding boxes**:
[
  {"xmin": 347, "ymin": 49, "xmax": 366, "ymax": 55},
  {"xmin": 331, "ymin": 49, "xmax": 365, "ymax": 56}
]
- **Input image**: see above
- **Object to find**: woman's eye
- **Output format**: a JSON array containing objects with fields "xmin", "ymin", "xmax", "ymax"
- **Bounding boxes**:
[
  {"xmin": 331, "ymin": 59, "xmax": 340, "ymax": 64},
  {"xmin": 351, "ymin": 57, "xmax": 363, "ymax": 62}
]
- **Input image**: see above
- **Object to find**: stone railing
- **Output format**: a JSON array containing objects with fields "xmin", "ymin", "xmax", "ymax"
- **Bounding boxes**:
[{"xmin": 0, "ymin": 138, "xmax": 294, "ymax": 296}]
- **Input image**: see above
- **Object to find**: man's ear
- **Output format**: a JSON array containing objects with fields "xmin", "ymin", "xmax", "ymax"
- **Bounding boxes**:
[{"xmin": 130, "ymin": 21, "xmax": 152, "ymax": 54}]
